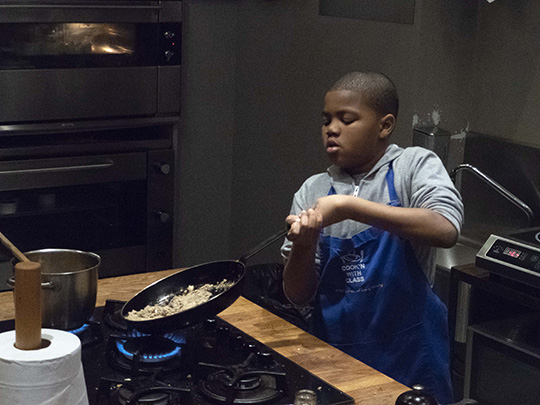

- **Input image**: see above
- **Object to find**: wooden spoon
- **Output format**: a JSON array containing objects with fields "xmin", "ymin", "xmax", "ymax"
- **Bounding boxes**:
[{"xmin": 0, "ymin": 231, "xmax": 30, "ymax": 263}]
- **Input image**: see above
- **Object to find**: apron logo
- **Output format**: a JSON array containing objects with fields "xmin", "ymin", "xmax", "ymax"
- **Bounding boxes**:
[{"xmin": 340, "ymin": 250, "xmax": 365, "ymax": 284}]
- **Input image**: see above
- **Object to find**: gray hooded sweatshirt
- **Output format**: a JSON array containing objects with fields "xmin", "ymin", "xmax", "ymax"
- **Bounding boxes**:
[{"xmin": 281, "ymin": 144, "xmax": 464, "ymax": 285}]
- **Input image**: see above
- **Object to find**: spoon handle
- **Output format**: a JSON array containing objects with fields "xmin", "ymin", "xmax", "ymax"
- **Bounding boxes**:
[{"xmin": 0, "ymin": 231, "xmax": 30, "ymax": 263}]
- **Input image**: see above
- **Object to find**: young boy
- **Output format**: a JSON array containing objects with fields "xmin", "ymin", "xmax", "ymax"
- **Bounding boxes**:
[{"xmin": 281, "ymin": 72, "xmax": 463, "ymax": 404}]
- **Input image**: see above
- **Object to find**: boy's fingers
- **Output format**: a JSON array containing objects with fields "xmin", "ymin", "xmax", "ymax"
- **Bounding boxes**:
[
  {"xmin": 286, "ymin": 209, "xmax": 322, "ymax": 243},
  {"xmin": 286, "ymin": 215, "xmax": 300, "ymax": 225}
]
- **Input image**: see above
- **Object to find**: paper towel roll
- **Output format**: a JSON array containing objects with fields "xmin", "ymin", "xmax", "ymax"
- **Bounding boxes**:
[{"xmin": 0, "ymin": 328, "xmax": 89, "ymax": 405}]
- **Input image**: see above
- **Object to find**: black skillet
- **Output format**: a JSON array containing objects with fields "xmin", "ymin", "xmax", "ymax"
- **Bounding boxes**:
[{"xmin": 121, "ymin": 227, "xmax": 289, "ymax": 333}]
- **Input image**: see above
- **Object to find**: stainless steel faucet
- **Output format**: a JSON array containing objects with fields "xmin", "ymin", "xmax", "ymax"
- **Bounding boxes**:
[{"xmin": 450, "ymin": 163, "xmax": 534, "ymax": 226}]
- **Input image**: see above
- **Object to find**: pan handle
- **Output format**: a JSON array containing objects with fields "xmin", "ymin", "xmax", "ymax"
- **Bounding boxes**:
[{"xmin": 238, "ymin": 226, "xmax": 290, "ymax": 264}]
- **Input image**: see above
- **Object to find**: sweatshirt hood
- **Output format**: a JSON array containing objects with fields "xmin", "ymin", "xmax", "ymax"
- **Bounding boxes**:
[{"xmin": 327, "ymin": 144, "xmax": 404, "ymax": 185}]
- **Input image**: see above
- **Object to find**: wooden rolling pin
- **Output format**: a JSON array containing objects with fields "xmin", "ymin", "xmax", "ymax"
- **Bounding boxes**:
[
  {"xmin": 14, "ymin": 261, "xmax": 42, "ymax": 350},
  {"xmin": 0, "ymin": 231, "xmax": 42, "ymax": 350}
]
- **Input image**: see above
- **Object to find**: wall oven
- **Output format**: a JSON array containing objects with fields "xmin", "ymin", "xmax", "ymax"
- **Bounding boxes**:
[
  {"xmin": 0, "ymin": 0, "xmax": 182, "ymax": 123},
  {"xmin": 0, "ymin": 1, "xmax": 182, "ymax": 289},
  {"xmin": 0, "ymin": 119, "xmax": 177, "ymax": 290}
]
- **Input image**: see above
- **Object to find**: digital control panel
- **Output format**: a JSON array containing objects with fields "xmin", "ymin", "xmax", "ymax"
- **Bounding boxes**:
[{"xmin": 476, "ymin": 234, "xmax": 540, "ymax": 289}]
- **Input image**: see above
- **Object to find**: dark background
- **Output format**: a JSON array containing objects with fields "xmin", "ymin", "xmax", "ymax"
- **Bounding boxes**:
[{"xmin": 175, "ymin": 0, "xmax": 540, "ymax": 268}]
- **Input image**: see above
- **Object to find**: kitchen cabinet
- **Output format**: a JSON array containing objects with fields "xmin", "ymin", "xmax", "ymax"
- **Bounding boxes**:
[{"xmin": 449, "ymin": 264, "xmax": 540, "ymax": 403}]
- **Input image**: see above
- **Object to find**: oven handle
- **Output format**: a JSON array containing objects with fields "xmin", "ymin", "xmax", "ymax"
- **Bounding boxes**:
[
  {"xmin": 0, "ymin": 160, "xmax": 114, "ymax": 175},
  {"xmin": 0, "ymin": 4, "xmax": 162, "ymax": 9}
]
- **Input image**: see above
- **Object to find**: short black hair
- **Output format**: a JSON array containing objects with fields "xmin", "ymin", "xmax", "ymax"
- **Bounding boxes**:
[{"xmin": 329, "ymin": 71, "xmax": 399, "ymax": 118}]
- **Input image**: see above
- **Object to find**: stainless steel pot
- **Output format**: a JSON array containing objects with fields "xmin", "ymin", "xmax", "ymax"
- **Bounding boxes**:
[{"xmin": 8, "ymin": 249, "xmax": 100, "ymax": 330}]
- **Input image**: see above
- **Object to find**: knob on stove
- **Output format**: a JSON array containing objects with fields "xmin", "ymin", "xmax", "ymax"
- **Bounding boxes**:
[
  {"xmin": 204, "ymin": 318, "xmax": 217, "ymax": 331},
  {"xmin": 395, "ymin": 385, "xmax": 439, "ymax": 405},
  {"xmin": 257, "ymin": 351, "xmax": 274, "ymax": 366},
  {"xmin": 217, "ymin": 325, "xmax": 230, "ymax": 343},
  {"xmin": 242, "ymin": 341, "xmax": 257, "ymax": 355},
  {"xmin": 232, "ymin": 333, "xmax": 245, "ymax": 348}
]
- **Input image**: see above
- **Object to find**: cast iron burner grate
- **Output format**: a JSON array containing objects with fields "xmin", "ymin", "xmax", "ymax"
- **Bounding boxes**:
[
  {"xmin": 97, "ymin": 371, "xmax": 191, "ymax": 405},
  {"xmin": 198, "ymin": 352, "xmax": 288, "ymax": 404},
  {"xmin": 103, "ymin": 299, "xmax": 129, "ymax": 331}
]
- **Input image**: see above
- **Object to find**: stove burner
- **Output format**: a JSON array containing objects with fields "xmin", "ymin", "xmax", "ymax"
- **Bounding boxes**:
[
  {"xmin": 235, "ymin": 375, "xmax": 261, "ymax": 390},
  {"xmin": 200, "ymin": 373, "xmax": 282, "ymax": 404},
  {"xmin": 99, "ymin": 374, "xmax": 191, "ymax": 405},
  {"xmin": 507, "ymin": 227, "xmax": 540, "ymax": 248},
  {"xmin": 118, "ymin": 386, "xmax": 170, "ymax": 405},
  {"xmin": 67, "ymin": 321, "xmax": 102, "ymax": 347},
  {"xmin": 198, "ymin": 353, "xmax": 287, "ymax": 404},
  {"xmin": 70, "ymin": 323, "xmax": 91, "ymax": 335},
  {"xmin": 118, "ymin": 336, "xmax": 181, "ymax": 363},
  {"xmin": 108, "ymin": 330, "xmax": 188, "ymax": 375}
]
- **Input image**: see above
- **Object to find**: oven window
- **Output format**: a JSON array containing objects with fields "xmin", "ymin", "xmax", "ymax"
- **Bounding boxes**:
[
  {"xmin": 0, "ymin": 182, "xmax": 146, "ymax": 253},
  {"xmin": 470, "ymin": 333, "xmax": 540, "ymax": 405},
  {"xmin": 0, "ymin": 23, "xmax": 158, "ymax": 69}
]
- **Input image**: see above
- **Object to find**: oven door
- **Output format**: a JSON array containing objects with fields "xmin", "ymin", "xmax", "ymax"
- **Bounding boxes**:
[
  {"xmin": 0, "ymin": 153, "xmax": 149, "ymax": 291},
  {"xmin": 0, "ymin": 1, "xmax": 181, "ymax": 122}
]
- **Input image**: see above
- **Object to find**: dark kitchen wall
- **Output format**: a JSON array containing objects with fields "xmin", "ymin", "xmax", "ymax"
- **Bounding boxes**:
[
  {"xmin": 468, "ymin": 1, "xmax": 540, "ymax": 147},
  {"xmin": 176, "ymin": 1, "xmax": 238, "ymax": 266},
  {"xmin": 175, "ymin": 0, "xmax": 539, "ymax": 267}
]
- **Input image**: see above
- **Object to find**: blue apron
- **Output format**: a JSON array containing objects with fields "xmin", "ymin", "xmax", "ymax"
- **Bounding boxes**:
[{"xmin": 311, "ymin": 161, "xmax": 453, "ymax": 404}]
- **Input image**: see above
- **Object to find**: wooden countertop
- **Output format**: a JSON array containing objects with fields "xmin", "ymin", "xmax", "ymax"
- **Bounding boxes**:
[{"xmin": 0, "ymin": 269, "xmax": 407, "ymax": 403}]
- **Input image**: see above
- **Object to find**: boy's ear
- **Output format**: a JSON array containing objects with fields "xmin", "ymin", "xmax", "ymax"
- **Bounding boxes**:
[{"xmin": 379, "ymin": 114, "xmax": 395, "ymax": 139}]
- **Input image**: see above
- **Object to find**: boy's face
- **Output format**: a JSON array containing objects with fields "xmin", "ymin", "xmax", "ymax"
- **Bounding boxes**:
[{"xmin": 321, "ymin": 89, "xmax": 394, "ymax": 175}]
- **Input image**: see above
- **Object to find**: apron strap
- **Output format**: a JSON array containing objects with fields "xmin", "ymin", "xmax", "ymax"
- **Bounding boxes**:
[
  {"xmin": 328, "ymin": 185, "xmax": 337, "ymax": 196},
  {"xmin": 385, "ymin": 161, "xmax": 400, "ymax": 206}
]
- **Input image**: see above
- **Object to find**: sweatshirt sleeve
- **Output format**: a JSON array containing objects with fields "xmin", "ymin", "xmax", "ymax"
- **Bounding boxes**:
[{"xmin": 397, "ymin": 147, "xmax": 464, "ymax": 233}]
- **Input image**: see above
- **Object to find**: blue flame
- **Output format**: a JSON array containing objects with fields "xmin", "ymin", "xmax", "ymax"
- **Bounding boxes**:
[
  {"xmin": 127, "ymin": 329, "xmax": 151, "ymax": 338},
  {"xmin": 68, "ymin": 323, "xmax": 91, "ymax": 335},
  {"xmin": 115, "ymin": 332, "xmax": 186, "ymax": 363},
  {"xmin": 124, "ymin": 329, "xmax": 187, "ymax": 344},
  {"xmin": 164, "ymin": 332, "xmax": 187, "ymax": 345}
]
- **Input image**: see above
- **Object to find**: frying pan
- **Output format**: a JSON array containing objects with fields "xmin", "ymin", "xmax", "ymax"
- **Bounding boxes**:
[{"xmin": 121, "ymin": 227, "xmax": 289, "ymax": 333}]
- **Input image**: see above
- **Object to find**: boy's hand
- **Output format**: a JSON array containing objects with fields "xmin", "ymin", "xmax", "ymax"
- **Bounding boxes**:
[
  {"xmin": 312, "ymin": 194, "xmax": 349, "ymax": 226},
  {"xmin": 286, "ymin": 208, "xmax": 322, "ymax": 247}
]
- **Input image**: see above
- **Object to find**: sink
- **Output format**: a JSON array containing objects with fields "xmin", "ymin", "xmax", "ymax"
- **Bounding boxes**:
[
  {"xmin": 436, "ymin": 242, "xmax": 479, "ymax": 272},
  {"xmin": 433, "ymin": 241, "xmax": 480, "ymax": 306}
]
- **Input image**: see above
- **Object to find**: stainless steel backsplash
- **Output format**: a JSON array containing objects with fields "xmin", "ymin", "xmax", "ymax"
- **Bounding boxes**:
[
  {"xmin": 456, "ymin": 132, "xmax": 540, "ymax": 246},
  {"xmin": 413, "ymin": 127, "xmax": 540, "ymax": 247}
]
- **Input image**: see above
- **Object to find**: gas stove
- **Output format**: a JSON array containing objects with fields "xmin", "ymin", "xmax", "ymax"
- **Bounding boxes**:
[{"xmin": 0, "ymin": 300, "xmax": 354, "ymax": 405}]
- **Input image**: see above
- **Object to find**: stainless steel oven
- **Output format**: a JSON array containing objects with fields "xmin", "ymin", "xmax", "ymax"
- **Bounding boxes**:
[
  {"xmin": 0, "ymin": 118, "xmax": 177, "ymax": 291},
  {"xmin": 0, "ymin": 0, "xmax": 182, "ymax": 124},
  {"xmin": 0, "ymin": 1, "xmax": 181, "ymax": 290}
]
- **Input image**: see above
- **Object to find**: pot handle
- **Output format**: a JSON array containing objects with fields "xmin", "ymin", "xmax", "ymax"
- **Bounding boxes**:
[{"xmin": 7, "ymin": 276, "xmax": 54, "ymax": 289}]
